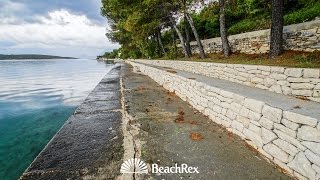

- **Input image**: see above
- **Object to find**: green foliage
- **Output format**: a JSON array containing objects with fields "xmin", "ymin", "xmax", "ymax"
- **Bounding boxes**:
[
  {"xmin": 100, "ymin": 0, "xmax": 320, "ymax": 59},
  {"xmin": 284, "ymin": 2, "xmax": 320, "ymax": 25}
]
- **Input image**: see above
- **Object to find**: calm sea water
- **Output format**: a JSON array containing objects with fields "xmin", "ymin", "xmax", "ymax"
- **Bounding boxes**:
[{"xmin": 0, "ymin": 59, "xmax": 113, "ymax": 180}]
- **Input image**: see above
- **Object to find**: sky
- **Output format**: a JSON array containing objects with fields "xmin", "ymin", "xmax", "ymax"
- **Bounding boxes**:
[{"xmin": 0, "ymin": 0, "xmax": 119, "ymax": 58}]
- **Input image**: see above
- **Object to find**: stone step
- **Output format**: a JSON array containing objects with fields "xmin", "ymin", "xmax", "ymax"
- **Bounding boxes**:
[{"xmin": 129, "ymin": 61, "xmax": 320, "ymax": 180}]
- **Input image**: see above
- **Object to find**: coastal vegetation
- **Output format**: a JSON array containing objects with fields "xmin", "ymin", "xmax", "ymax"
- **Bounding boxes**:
[
  {"xmin": 100, "ymin": 0, "xmax": 319, "ymax": 62},
  {"xmin": 0, "ymin": 54, "xmax": 76, "ymax": 60}
]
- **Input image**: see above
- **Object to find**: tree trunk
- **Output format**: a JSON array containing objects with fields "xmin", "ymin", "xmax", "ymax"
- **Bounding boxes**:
[
  {"xmin": 270, "ymin": 0, "xmax": 284, "ymax": 58},
  {"xmin": 219, "ymin": 0, "xmax": 231, "ymax": 57},
  {"xmin": 185, "ymin": 13, "xmax": 206, "ymax": 59},
  {"xmin": 170, "ymin": 17, "xmax": 189, "ymax": 58},
  {"xmin": 171, "ymin": 25, "xmax": 177, "ymax": 59},
  {"xmin": 157, "ymin": 28, "xmax": 166, "ymax": 55},
  {"xmin": 184, "ymin": 15, "xmax": 192, "ymax": 57}
]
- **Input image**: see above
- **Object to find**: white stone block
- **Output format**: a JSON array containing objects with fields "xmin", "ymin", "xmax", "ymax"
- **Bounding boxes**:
[
  {"xmin": 259, "ymin": 117, "xmax": 274, "ymax": 130},
  {"xmin": 274, "ymin": 130, "xmax": 306, "ymax": 151},
  {"xmin": 290, "ymin": 83, "xmax": 315, "ymax": 90},
  {"xmin": 281, "ymin": 118, "xmax": 299, "ymax": 131},
  {"xmin": 274, "ymin": 123, "xmax": 296, "ymax": 137},
  {"xmin": 248, "ymin": 123, "xmax": 261, "ymax": 135},
  {"xmin": 262, "ymin": 105, "xmax": 282, "ymax": 123},
  {"xmin": 232, "ymin": 94, "xmax": 245, "ymax": 105},
  {"xmin": 251, "ymin": 77, "xmax": 264, "ymax": 84},
  {"xmin": 243, "ymin": 128, "xmax": 264, "ymax": 148},
  {"xmin": 283, "ymin": 111, "xmax": 318, "ymax": 127},
  {"xmin": 297, "ymin": 126, "xmax": 320, "ymax": 142},
  {"xmin": 236, "ymin": 116, "xmax": 250, "ymax": 128},
  {"xmin": 258, "ymin": 148, "xmax": 273, "ymax": 160},
  {"xmin": 281, "ymin": 86, "xmax": 292, "ymax": 95},
  {"xmin": 303, "ymin": 69, "xmax": 319, "ymax": 78},
  {"xmin": 261, "ymin": 128, "xmax": 277, "ymax": 144},
  {"xmin": 292, "ymin": 90, "xmax": 313, "ymax": 96},
  {"xmin": 305, "ymin": 149, "xmax": 320, "ymax": 167},
  {"xmin": 287, "ymin": 77, "xmax": 310, "ymax": 83},
  {"xmin": 231, "ymin": 120, "xmax": 244, "ymax": 132},
  {"xmin": 271, "ymin": 67, "xmax": 285, "ymax": 73},
  {"xmin": 270, "ymin": 85, "xmax": 282, "ymax": 93},
  {"xmin": 273, "ymin": 139, "xmax": 298, "ymax": 156},
  {"xmin": 243, "ymin": 98, "xmax": 265, "ymax": 113},
  {"xmin": 263, "ymin": 78, "xmax": 277, "ymax": 87},
  {"xmin": 230, "ymin": 102, "xmax": 242, "ymax": 114},
  {"xmin": 277, "ymin": 80, "xmax": 290, "ymax": 86},
  {"xmin": 248, "ymin": 110, "xmax": 261, "ymax": 121},
  {"xmin": 312, "ymin": 164, "xmax": 320, "ymax": 174},
  {"xmin": 288, "ymin": 152, "xmax": 316, "ymax": 180},
  {"xmin": 284, "ymin": 68, "xmax": 303, "ymax": 78},
  {"xmin": 302, "ymin": 141, "xmax": 320, "ymax": 156},
  {"xmin": 263, "ymin": 143, "xmax": 289, "ymax": 163},
  {"xmin": 270, "ymin": 73, "xmax": 287, "ymax": 80}
]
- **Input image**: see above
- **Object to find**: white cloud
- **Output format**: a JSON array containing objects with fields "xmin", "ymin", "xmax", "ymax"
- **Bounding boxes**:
[{"xmin": 0, "ymin": 9, "xmax": 119, "ymax": 57}]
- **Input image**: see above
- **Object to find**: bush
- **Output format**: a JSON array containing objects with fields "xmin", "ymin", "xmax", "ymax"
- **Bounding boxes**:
[{"xmin": 284, "ymin": 2, "xmax": 320, "ymax": 25}]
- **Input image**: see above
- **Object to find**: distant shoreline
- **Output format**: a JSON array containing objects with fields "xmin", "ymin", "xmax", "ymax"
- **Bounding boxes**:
[{"xmin": 0, "ymin": 54, "xmax": 77, "ymax": 60}]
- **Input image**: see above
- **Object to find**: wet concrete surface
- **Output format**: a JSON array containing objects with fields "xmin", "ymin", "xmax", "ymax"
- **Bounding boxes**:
[
  {"xmin": 20, "ymin": 64, "xmax": 124, "ymax": 180},
  {"xmin": 122, "ymin": 64, "xmax": 292, "ymax": 180}
]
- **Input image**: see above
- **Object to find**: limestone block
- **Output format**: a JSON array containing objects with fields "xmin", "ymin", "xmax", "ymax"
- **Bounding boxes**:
[
  {"xmin": 270, "ymin": 73, "xmax": 287, "ymax": 80},
  {"xmin": 258, "ymin": 66, "xmax": 271, "ymax": 72},
  {"xmin": 287, "ymin": 77, "xmax": 310, "ymax": 83},
  {"xmin": 255, "ymin": 84, "xmax": 269, "ymax": 90},
  {"xmin": 251, "ymin": 77, "xmax": 264, "ymax": 84},
  {"xmin": 226, "ymin": 109, "xmax": 236, "ymax": 120},
  {"xmin": 263, "ymin": 143, "xmax": 289, "ymax": 163},
  {"xmin": 281, "ymin": 118, "xmax": 299, "ymax": 131},
  {"xmin": 281, "ymin": 86, "xmax": 292, "ymax": 95},
  {"xmin": 273, "ymin": 139, "xmax": 299, "ymax": 156},
  {"xmin": 312, "ymin": 164, "xmax": 320, "ymax": 174},
  {"xmin": 274, "ymin": 130, "xmax": 306, "ymax": 151},
  {"xmin": 261, "ymin": 128, "xmax": 277, "ymax": 144},
  {"xmin": 230, "ymin": 102, "xmax": 242, "ymax": 114},
  {"xmin": 297, "ymin": 126, "xmax": 320, "ymax": 142},
  {"xmin": 259, "ymin": 117, "xmax": 274, "ymax": 130},
  {"xmin": 288, "ymin": 152, "xmax": 316, "ymax": 180},
  {"xmin": 262, "ymin": 105, "xmax": 282, "ymax": 123},
  {"xmin": 290, "ymin": 83, "xmax": 315, "ymax": 90},
  {"xmin": 303, "ymin": 69, "xmax": 319, "ymax": 78},
  {"xmin": 263, "ymin": 78, "xmax": 277, "ymax": 87},
  {"xmin": 284, "ymin": 68, "xmax": 303, "ymax": 77},
  {"xmin": 305, "ymin": 150, "xmax": 320, "ymax": 167},
  {"xmin": 237, "ymin": 116, "xmax": 250, "ymax": 128},
  {"xmin": 271, "ymin": 67, "xmax": 285, "ymax": 73},
  {"xmin": 274, "ymin": 123, "xmax": 296, "ymax": 137},
  {"xmin": 277, "ymin": 80, "xmax": 290, "ymax": 86},
  {"xmin": 243, "ymin": 128, "xmax": 264, "ymax": 148},
  {"xmin": 270, "ymin": 85, "xmax": 283, "ymax": 94},
  {"xmin": 302, "ymin": 141, "xmax": 320, "ymax": 156},
  {"xmin": 283, "ymin": 111, "xmax": 318, "ymax": 127},
  {"xmin": 243, "ymin": 98, "xmax": 265, "ymax": 113},
  {"xmin": 248, "ymin": 123, "xmax": 261, "ymax": 135},
  {"xmin": 273, "ymin": 158, "xmax": 293, "ymax": 174},
  {"xmin": 292, "ymin": 90, "xmax": 313, "ymax": 96},
  {"xmin": 315, "ymin": 83, "xmax": 320, "ymax": 90},
  {"xmin": 232, "ymin": 94, "xmax": 245, "ymax": 105},
  {"xmin": 231, "ymin": 120, "xmax": 244, "ymax": 132},
  {"xmin": 248, "ymin": 110, "xmax": 261, "ymax": 121}
]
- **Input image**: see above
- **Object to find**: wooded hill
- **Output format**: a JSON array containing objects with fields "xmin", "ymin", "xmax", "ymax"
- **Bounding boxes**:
[{"xmin": 100, "ymin": 0, "xmax": 319, "ymax": 60}]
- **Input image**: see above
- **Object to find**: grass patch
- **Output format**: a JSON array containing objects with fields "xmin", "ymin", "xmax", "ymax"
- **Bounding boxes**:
[{"xmin": 159, "ymin": 51, "xmax": 320, "ymax": 68}]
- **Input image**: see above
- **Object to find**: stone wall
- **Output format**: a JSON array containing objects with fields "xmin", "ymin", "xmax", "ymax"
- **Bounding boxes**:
[
  {"xmin": 129, "ymin": 61, "xmax": 320, "ymax": 180},
  {"xmin": 185, "ymin": 20, "xmax": 320, "ymax": 54},
  {"xmin": 133, "ymin": 59, "xmax": 320, "ymax": 103}
]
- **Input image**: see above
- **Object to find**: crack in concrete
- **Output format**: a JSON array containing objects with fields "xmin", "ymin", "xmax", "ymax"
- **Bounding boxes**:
[{"xmin": 119, "ymin": 67, "xmax": 142, "ymax": 180}]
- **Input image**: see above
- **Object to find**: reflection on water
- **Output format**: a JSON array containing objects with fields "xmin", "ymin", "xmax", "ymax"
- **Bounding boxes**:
[{"xmin": 0, "ymin": 59, "xmax": 112, "ymax": 180}]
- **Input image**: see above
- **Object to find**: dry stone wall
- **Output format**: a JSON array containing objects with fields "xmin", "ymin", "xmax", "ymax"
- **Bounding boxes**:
[
  {"xmin": 133, "ymin": 59, "xmax": 320, "ymax": 103},
  {"xmin": 185, "ymin": 20, "xmax": 320, "ymax": 54},
  {"xmin": 129, "ymin": 61, "xmax": 320, "ymax": 180}
]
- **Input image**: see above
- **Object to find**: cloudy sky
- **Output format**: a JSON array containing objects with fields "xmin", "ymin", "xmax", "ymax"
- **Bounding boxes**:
[{"xmin": 0, "ymin": 0, "xmax": 119, "ymax": 58}]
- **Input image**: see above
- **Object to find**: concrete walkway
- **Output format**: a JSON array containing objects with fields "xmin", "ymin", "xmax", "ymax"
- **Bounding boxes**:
[{"xmin": 121, "ymin": 64, "xmax": 291, "ymax": 179}]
